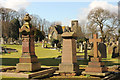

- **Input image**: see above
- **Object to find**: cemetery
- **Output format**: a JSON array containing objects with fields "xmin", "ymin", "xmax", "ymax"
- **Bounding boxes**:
[
  {"xmin": 0, "ymin": 13, "xmax": 120, "ymax": 80},
  {"xmin": 0, "ymin": 1, "xmax": 120, "ymax": 80}
]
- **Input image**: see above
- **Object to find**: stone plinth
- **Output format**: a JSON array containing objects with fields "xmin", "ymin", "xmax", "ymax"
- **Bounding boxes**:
[
  {"xmin": 57, "ymin": 32, "xmax": 79, "ymax": 75},
  {"xmin": 85, "ymin": 57, "xmax": 107, "ymax": 73},
  {"xmin": 83, "ymin": 34, "xmax": 108, "ymax": 75},
  {"xmin": 16, "ymin": 14, "xmax": 40, "ymax": 72}
]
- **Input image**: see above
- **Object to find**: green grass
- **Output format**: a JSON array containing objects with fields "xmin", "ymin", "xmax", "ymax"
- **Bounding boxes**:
[
  {"xmin": 1, "ymin": 43, "xmax": 120, "ymax": 79},
  {"xmin": 1, "ymin": 43, "xmax": 120, "ymax": 67},
  {"xmin": 1, "ymin": 43, "xmax": 61, "ymax": 58}
]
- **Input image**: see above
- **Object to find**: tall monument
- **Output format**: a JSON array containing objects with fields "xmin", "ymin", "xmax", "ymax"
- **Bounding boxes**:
[
  {"xmin": 16, "ymin": 14, "xmax": 41, "ymax": 71},
  {"xmin": 57, "ymin": 32, "xmax": 79, "ymax": 76}
]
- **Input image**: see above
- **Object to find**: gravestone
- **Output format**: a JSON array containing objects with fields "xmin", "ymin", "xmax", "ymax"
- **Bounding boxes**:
[
  {"xmin": 80, "ymin": 43, "xmax": 83, "ymax": 52},
  {"xmin": 57, "ymin": 32, "xmax": 79, "ymax": 76},
  {"xmin": 44, "ymin": 40, "xmax": 48, "ymax": 48},
  {"xmin": 112, "ymin": 43, "xmax": 119, "ymax": 58},
  {"xmin": 98, "ymin": 43, "xmax": 107, "ymax": 58},
  {"xmin": 16, "ymin": 14, "xmax": 41, "ymax": 71},
  {"xmin": 7, "ymin": 38, "xmax": 13, "ymax": 44},
  {"xmin": 0, "ymin": 37, "xmax": 4, "ymax": 44},
  {"xmin": 54, "ymin": 44, "xmax": 57, "ymax": 48},
  {"xmin": 108, "ymin": 43, "xmax": 113, "ymax": 58},
  {"xmin": 83, "ymin": 34, "xmax": 107, "ymax": 75},
  {"xmin": 108, "ymin": 43, "xmax": 119, "ymax": 58},
  {"xmin": 84, "ymin": 43, "xmax": 87, "ymax": 59},
  {"xmin": 87, "ymin": 43, "xmax": 92, "ymax": 50},
  {"xmin": 42, "ymin": 40, "xmax": 45, "ymax": 48}
]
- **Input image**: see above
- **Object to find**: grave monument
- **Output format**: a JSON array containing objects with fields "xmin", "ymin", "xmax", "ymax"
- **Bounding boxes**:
[
  {"xmin": 57, "ymin": 32, "xmax": 79, "ymax": 76},
  {"xmin": 16, "ymin": 13, "xmax": 41, "ymax": 71},
  {"xmin": 82, "ymin": 34, "xmax": 108, "ymax": 76}
]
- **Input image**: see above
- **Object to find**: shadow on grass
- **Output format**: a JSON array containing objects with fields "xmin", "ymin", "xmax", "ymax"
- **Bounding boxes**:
[
  {"xmin": 1, "ymin": 58, "xmax": 119, "ymax": 67},
  {"xmin": 102, "ymin": 61, "xmax": 120, "ymax": 66}
]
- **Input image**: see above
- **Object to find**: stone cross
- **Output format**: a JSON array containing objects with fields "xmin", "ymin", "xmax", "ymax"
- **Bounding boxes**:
[
  {"xmin": 83, "ymin": 33, "xmax": 107, "ymax": 75},
  {"xmin": 89, "ymin": 34, "xmax": 101, "ymax": 58}
]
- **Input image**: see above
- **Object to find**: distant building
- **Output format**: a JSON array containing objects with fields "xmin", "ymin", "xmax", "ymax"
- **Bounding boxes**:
[
  {"xmin": 48, "ymin": 25, "xmax": 63, "ymax": 40},
  {"xmin": 48, "ymin": 20, "xmax": 84, "ymax": 41},
  {"xmin": 71, "ymin": 20, "xmax": 84, "ymax": 38}
]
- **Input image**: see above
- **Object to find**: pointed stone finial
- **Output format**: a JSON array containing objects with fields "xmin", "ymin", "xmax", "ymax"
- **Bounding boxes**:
[{"xmin": 24, "ymin": 13, "xmax": 31, "ymax": 22}]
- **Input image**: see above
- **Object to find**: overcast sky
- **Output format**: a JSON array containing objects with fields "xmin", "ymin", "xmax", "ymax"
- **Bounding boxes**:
[{"xmin": 0, "ymin": 0, "xmax": 118, "ymax": 26}]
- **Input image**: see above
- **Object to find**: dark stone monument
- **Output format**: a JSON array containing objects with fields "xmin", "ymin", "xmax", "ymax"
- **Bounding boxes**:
[
  {"xmin": 98, "ymin": 43, "xmax": 107, "ymax": 58},
  {"xmin": 112, "ymin": 44, "xmax": 119, "ymax": 58},
  {"xmin": 108, "ymin": 43, "xmax": 119, "ymax": 58},
  {"xmin": 16, "ymin": 14, "xmax": 41, "ymax": 71},
  {"xmin": 82, "ymin": 34, "xmax": 108, "ymax": 76},
  {"xmin": 57, "ymin": 32, "xmax": 79, "ymax": 76},
  {"xmin": 84, "ymin": 43, "xmax": 87, "ymax": 59}
]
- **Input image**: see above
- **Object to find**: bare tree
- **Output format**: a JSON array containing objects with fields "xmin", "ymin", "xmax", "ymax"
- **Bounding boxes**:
[
  {"xmin": 105, "ymin": 12, "xmax": 118, "ymax": 38},
  {"xmin": 0, "ymin": 7, "xmax": 17, "ymax": 41},
  {"xmin": 17, "ymin": 8, "xmax": 27, "ymax": 26},
  {"xmin": 86, "ymin": 22, "xmax": 98, "ymax": 38},
  {"xmin": 88, "ymin": 7, "xmax": 111, "ymax": 39}
]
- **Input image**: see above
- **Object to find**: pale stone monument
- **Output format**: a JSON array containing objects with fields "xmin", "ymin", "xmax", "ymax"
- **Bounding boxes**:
[{"xmin": 57, "ymin": 32, "xmax": 79, "ymax": 76}]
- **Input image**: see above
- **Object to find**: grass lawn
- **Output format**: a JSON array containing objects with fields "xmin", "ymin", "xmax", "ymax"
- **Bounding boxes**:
[
  {"xmin": 1, "ymin": 43, "xmax": 120, "ymax": 79},
  {"xmin": 1, "ymin": 43, "xmax": 120, "ymax": 67}
]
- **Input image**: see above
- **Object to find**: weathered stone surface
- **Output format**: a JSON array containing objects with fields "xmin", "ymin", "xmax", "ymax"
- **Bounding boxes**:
[
  {"xmin": 1, "ymin": 67, "xmax": 58, "ymax": 79},
  {"xmin": 108, "ymin": 43, "xmax": 119, "ymax": 58},
  {"xmin": 84, "ymin": 34, "xmax": 107, "ymax": 74},
  {"xmin": 98, "ymin": 43, "xmax": 107, "ymax": 58},
  {"xmin": 16, "ymin": 14, "xmax": 40, "ymax": 72},
  {"xmin": 57, "ymin": 32, "xmax": 79, "ymax": 75},
  {"xmin": 84, "ymin": 43, "xmax": 87, "ymax": 59}
]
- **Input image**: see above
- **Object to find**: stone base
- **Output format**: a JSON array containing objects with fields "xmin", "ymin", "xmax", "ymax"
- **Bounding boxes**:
[
  {"xmin": 85, "ymin": 57, "xmax": 107, "ymax": 73},
  {"xmin": 16, "ymin": 62, "xmax": 41, "ymax": 72},
  {"xmin": 59, "ymin": 72, "xmax": 76, "ymax": 76},
  {"xmin": 82, "ymin": 71, "xmax": 110, "ymax": 76},
  {"xmin": 85, "ymin": 66, "xmax": 108, "ymax": 73},
  {"xmin": 1, "ymin": 67, "xmax": 58, "ymax": 79},
  {"xmin": 57, "ymin": 63, "xmax": 79, "ymax": 75}
]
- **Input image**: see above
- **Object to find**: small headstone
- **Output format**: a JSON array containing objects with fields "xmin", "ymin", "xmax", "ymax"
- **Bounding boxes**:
[
  {"xmin": 0, "ymin": 37, "xmax": 4, "ymax": 44},
  {"xmin": 108, "ymin": 44, "xmax": 113, "ymax": 58},
  {"xmin": 108, "ymin": 43, "xmax": 119, "ymax": 58},
  {"xmin": 84, "ymin": 43, "xmax": 87, "ymax": 59},
  {"xmin": 112, "ymin": 44, "xmax": 119, "ymax": 58},
  {"xmin": 54, "ymin": 44, "xmax": 57, "ymax": 48},
  {"xmin": 98, "ymin": 43, "xmax": 107, "ymax": 58},
  {"xmin": 42, "ymin": 40, "xmax": 45, "ymax": 48},
  {"xmin": 80, "ymin": 43, "xmax": 83, "ymax": 52}
]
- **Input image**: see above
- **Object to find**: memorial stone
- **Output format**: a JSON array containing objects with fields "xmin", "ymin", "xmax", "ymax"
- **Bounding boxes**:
[
  {"xmin": 16, "ymin": 14, "xmax": 41, "ymax": 71},
  {"xmin": 98, "ymin": 43, "xmax": 107, "ymax": 58},
  {"xmin": 57, "ymin": 32, "xmax": 79, "ymax": 76},
  {"xmin": 83, "ymin": 34, "xmax": 107, "ymax": 74}
]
